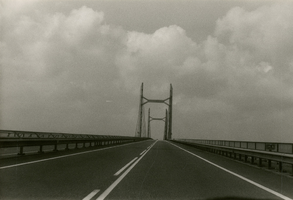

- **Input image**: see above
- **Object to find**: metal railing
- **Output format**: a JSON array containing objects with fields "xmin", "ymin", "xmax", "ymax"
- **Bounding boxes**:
[
  {"xmin": 0, "ymin": 130, "xmax": 151, "ymax": 155},
  {"xmin": 172, "ymin": 139, "xmax": 293, "ymax": 175},
  {"xmin": 176, "ymin": 139, "xmax": 293, "ymax": 154}
]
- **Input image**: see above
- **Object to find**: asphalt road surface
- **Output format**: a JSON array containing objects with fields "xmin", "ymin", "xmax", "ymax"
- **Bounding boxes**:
[{"xmin": 1, "ymin": 140, "xmax": 293, "ymax": 200}]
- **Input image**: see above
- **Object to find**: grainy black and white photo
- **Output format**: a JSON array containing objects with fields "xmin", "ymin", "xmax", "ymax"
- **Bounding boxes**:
[{"xmin": 1, "ymin": 0, "xmax": 293, "ymax": 199}]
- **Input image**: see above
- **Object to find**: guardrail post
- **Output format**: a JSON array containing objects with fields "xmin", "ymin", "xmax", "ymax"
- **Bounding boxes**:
[
  {"xmin": 279, "ymin": 162, "xmax": 283, "ymax": 172},
  {"xmin": 65, "ymin": 143, "xmax": 69, "ymax": 150},
  {"xmin": 268, "ymin": 160, "xmax": 272, "ymax": 169},
  {"xmin": 75, "ymin": 143, "xmax": 78, "ymax": 149},
  {"xmin": 258, "ymin": 158, "xmax": 262, "ymax": 167},
  {"xmin": 38, "ymin": 145, "xmax": 44, "ymax": 154},
  {"xmin": 18, "ymin": 146, "xmax": 25, "ymax": 156},
  {"xmin": 53, "ymin": 144, "xmax": 58, "ymax": 152},
  {"xmin": 251, "ymin": 156, "xmax": 255, "ymax": 164}
]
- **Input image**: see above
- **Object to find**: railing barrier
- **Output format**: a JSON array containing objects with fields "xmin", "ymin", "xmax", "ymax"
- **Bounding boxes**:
[
  {"xmin": 171, "ymin": 139, "xmax": 293, "ymax": 176},
  {"xmin": 0, "ymin": 130, "xmax": 151, "ymax": 156}
]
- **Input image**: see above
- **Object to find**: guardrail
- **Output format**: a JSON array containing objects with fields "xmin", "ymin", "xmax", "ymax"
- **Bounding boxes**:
[
  {"xmin": 0, "ymin": 130, "xmax": 151, "ymax": 156},
  {"xmin": 177, "ymin": 139, "xmax": 293, "ymax": 154},
  {"xmin": 171, "ymin": 139, "xmax": 293, "ymax": 176}
]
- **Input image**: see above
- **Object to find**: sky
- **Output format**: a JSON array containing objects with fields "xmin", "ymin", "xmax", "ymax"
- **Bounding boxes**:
[{"xmin": 1, "ymin": 0, "xmax": 293, "ymax": 142}]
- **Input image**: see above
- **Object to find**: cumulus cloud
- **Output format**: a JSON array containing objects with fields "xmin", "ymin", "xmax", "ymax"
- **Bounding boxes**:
[
  {"xmin": 116, "ymin": 3, "xmax": 293, "ymax": 141},
  {"xmin": 1, "ymin": 2, "xmax": 128, "ymax": 134},
  {"xmin": 1, "ymin": 1, "xmax": 293, "ymax": 141},
  {"xmin": 116, "ymin": 25, "xmax": 198, "ymax": 94}
]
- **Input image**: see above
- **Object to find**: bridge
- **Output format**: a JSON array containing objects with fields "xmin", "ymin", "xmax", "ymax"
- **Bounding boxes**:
[{"xmin": 1, "ymin": 84, "xmax": 293, "ymax": 200}]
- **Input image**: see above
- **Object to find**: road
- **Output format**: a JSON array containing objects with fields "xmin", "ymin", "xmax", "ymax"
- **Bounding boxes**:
[{"xmin": 1, "ymin": 140, "xmax": 293, "ymax": 200}]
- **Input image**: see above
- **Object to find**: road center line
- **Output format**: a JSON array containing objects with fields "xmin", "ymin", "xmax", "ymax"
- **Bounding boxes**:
[
  {"xmin": 82, "ymin": 189, "xmax": 100, "ymax": 200},
  {"xmin": 140, "ymin": 150, "xmax": 147, "ymax": 155},
  {"xmin": 167, "ymin": 141, "xmax": 293, "ymax": 200},
  {"xmin": 0, "ymin": 140, "xmax": 151, "ymax": 170},
  {"xmin": 114, "ymin": 157, "xmax": 138, "ymax": 176},
  {"xmin": 96, "ymin": 140, "xmax": 158, "ymax": 200}
]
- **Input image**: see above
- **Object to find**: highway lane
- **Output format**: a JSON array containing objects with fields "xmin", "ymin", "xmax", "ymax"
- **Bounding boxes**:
[
  {"xmin": 106, "ymin": 141, "xmax": 293, "ymax": 200},
  {"xmin": 1, "ymin": 140, "xmax": 293, "ymax": 200},
  {"xmin": 0, "ymin": 140, "xmax": 155, "ymax": 200},
  {"xmin": 168, "ymin": 141, "xmax": 293, "ymax": 199}
]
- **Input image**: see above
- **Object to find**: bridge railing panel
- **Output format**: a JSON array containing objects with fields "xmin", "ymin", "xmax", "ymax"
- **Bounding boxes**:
[
  {"xmin": 171, "ymin": 139, "xmax": 293, "ymax": 175},
  {"xmin": 0, "ymin": 130, "xmax": 151, "ymax": 156},
  {"xmin": 179, "ymin": 139, "xmax": 293, "ymax": 155}
]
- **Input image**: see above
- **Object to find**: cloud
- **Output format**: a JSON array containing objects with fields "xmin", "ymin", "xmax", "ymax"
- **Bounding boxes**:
[
  {"xmin": 115, "ymin": 3, "xmax": 293, "ymax": 141},
  {"xmin": 215, "ymin": 4, "xmax": 293, "ymax": 75},
  {"xmin": 116, "ymin": 25, "xmax": 198, "ymax": 94},
  {"xmin": 1, "ymin": 1, "xmax": 293, "ymax": 141},
  {"xmin": 1, "ymin": 4, "xmax": 129, "ymax": 134}
]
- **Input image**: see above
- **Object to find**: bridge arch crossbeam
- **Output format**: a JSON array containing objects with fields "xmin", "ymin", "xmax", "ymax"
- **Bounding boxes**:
[
  {"xmin": 142, "ymin": 97, "xmax": 170, "ymax": 106},
  {"xmin": 147, "ymin": 108, "xmax": 169, "ymax": 140},
  {"xmin": 150, "ymin": 117, "xmax": 165, "ymax": 122}
]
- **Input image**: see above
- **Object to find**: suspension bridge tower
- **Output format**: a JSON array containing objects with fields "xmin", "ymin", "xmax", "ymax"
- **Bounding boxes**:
[{"xmin": 135, "ymin": 83, "xmax": 173, "ymax": 140}]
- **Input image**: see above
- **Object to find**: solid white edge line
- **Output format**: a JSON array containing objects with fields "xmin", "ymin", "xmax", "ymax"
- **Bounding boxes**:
[
  {"xmin": 114, "ymin": 157, "xmax": 138, "ymax": 176},
  {"xmin": 0, "ymin": 140, "xmax": 150, "ymax": 170},
  {"xmin": 140, "ymin": 150, "xmax": 147, "ymax": 155},
  {"xmin": 166, "ymin": 141, "xmax": 293, "ymax": 200},
  {"xmin": 82, "ymin": 189, "xmax": 100, "ymax": 200},
  {"xmin": 96, "ymin": 140, "xmax": 158, "ymax": 200}
]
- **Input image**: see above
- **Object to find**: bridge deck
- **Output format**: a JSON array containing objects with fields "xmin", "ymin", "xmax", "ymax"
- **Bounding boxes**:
[{"xmin": 1, "ymin": 140, "xmax": 292, "ymax": 200}]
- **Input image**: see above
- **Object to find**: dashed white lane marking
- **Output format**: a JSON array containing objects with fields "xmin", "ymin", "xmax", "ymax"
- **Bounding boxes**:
[
  {"xmin": 167, "ymin": 141, "xmax": 293, "ymax": 200},
  {"xmin": 0, "ymin": 140, "xmax": 150, "ymax": 170},
  {"xmin": 82, "ymin": 189, "xmax": 100, "ymax": 200},
  {"xmin": 114, "ymin": 157, "xmax": 138, "ymax": 176},
  {"xmin": 96, "ymin": 140, "xmax": 158, "ymax": 200},
  {"xmin": 140, "ymin": 150, "xmax": 147, "ymax": 155}
]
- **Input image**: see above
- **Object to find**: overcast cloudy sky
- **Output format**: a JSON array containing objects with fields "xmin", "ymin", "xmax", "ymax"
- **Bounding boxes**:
[{"xmin": 1, "ymin": 0, "xmax": 293, "ymax": 142}]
